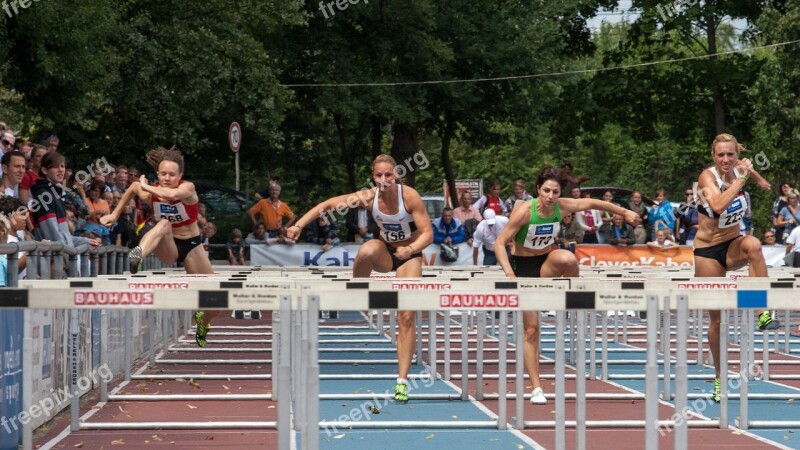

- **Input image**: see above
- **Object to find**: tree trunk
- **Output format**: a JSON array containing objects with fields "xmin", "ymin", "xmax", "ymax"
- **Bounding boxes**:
[
  {"xmin": 389, "ymin": 123, "xmax": 419, "ymax": 187},
  {"xmin": 705, "ymin": 9, "xmax": 726, "ymax": 134},
  {"xmin": 335, "ymin": 114, "xmax": 357, "ymax": 192},
  {"xmin": 441, "ymin": 113, "xmax": 457, "ymax": 208},
  {"xmin": 371, "ymin": 115, "xmax": 383, "ymax": 160}
]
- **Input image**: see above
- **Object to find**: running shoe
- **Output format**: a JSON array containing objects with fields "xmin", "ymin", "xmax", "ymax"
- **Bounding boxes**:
[
  {"xmin": 394, "ymin": 383, "xmax": 409, "ymax": 403},
  {"xmin": 712, "ymin": 378, "xmax": 721, "ymax": 403},
  {"xmin": 758, "ymin": 311, "xmax": 780, "ymax": 330},
  {"xmin": 129, "ymin": 246, "xmax": 143, "ymax": 274},
  {"xmin": 530, "ymin": 387, "xmax": 547, "ymax": 405},
  {"xmin": 194, "ymin": 311, "xmax": 209, "ymax": 347}
]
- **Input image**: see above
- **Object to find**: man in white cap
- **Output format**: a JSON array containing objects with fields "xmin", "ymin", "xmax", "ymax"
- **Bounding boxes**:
[{"xmin": 472, "ymin": 209, "xmax": 509, "ymax": 265}]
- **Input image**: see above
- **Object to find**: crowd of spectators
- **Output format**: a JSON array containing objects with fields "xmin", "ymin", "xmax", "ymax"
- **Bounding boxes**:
[{"xmin": 0, "ymin": 121, "xmax": 220, "ymax": 281}]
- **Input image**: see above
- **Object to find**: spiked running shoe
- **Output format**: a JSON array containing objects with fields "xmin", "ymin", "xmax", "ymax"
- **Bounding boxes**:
[
  {"xmin": 129, "ymin": 246, "xmax": 143, "ymax": 274},
  {"xmin": 758, "ymin": 311, "xmax": 780, "ymax": 330},
  {"xmin": 194, "ymin": 311, "xmax": 209, "ymax": 347},
  {"xmin": 394, "ymin": 383, "xmax": 409, "ymax": 403},
  {"xmin": 712, "ymin": 378, "xmax": 721, "ymax": 403}
]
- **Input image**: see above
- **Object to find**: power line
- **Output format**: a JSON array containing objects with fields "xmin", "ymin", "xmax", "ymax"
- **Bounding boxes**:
[{"xmin": 282, "ymin": 39, "xmax": 800, "ymax": 88}]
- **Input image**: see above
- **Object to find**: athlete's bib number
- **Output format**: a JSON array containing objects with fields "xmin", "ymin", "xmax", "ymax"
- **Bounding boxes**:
[
  {"xmin": 379, "ymin": 222, "xmax": 413, "ymax": 243},
  {"xmin": 523, "ymin": 223, "xmax": 560, "ymax": 250},
  {"xmin": 382, "ymin": 230, "xmax": 406, "ymax": 242},
  {"xmin": 718, "ymin": 197, "xmax": 746, "ymax": 229},
  {"xmin": 154, "ymin": 202, "xmax": 189, "ymax": 225}
]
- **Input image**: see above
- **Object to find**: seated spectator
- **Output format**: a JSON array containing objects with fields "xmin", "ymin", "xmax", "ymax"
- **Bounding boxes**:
[
  {"xmin": 452, "ymin": 191, "xmax": 482, "ymax": 246},
  {"xmin": 557, "ymin": 212, "xmax": 584, "ymax": 252},
  {"xmin": 0, "ymin": 196, "xmax": 29, "ymax": 276},
  {"xmin": 762, "ymin": 230, "xmax": 779, "ymax": 246},
  {"xmin": 472, "ymin": 209, "xmax": 509, "ymax": 265},
  {"xmin": 647, "ymin": 229, "xmax": 676, "ymax": 250},
  {"xmin": 345, "ymin": 205, "xmax": 378, "ymax": 243},
  {"xmin": 85, "ymin": 211, "xmax": 111, "ymax": 245},
  {"xmin": 246, "ymin": 221, "xmax": 270, "ymax": 245},
  {"xmin": 601, "ymin": 213, "xmax": 636, "ymax": 246},
  {"xmin": 785, "ymin": 226, "xmax": 800, "ymax": 267},
  {"xmin": 432, "ymin": 207, "xmax": 466, "ymax": 246},
  {"xmin": 305, "ymin": 216, "xmax": 340, "ymax": 251},
  {"xmin": 85, "ymin": 180, "xmax": 110, "ymax": 215},
  {"xmin": 247, "ymin": 182, "xmax": 296, "ymax": 242},
  {"xmin": 227, "ymin": 228, "xmax": 246, "ymax": 265},
  {"xmin": 676, "ymin": 188, "xmax": 699, "ymax": 245}
]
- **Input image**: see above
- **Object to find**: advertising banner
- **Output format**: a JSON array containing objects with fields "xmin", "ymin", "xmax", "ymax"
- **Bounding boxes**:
[{"xmin": 0, "ymin": 311, "xmax": 23, "ymax": 450}]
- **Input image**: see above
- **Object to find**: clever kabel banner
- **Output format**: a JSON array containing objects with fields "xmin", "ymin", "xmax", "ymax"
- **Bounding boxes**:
[{"xmin": 575, "ymin": 245, "xmax": 694, "ymax": 267}]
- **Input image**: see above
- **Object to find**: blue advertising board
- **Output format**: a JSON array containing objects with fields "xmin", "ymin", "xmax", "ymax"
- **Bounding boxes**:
[{"xmin": 0, "ymin": 310, "xmax": 23, "ymax": 450}]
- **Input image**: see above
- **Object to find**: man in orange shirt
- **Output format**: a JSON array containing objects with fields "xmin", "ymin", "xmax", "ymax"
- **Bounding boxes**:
[{"xmin": 247, "ymin": 183, "xmax": 297, "ymax": 243}]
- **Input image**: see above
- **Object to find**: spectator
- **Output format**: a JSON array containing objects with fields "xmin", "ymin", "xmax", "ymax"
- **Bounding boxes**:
[
  {"xmin": 472, "ymin": 209, "xmax": 509, "ymax": 265},
  {"xmin": 648, "ymin": 188, "xmax": 676, "ymax": 241},
  {"xmin": 472, "ymin": 179, "xmax": 507, "ymax": 216},
  {"xmin": 1, "ymin": 131, "xmax": 15, "ymax": 156},
  {"xmin": 107, "ymin": 191, "xmax": 134, "ymax": 247},
  {"xmin": 503, "ymin": 179, "xmax": 533, "ymax": 215},
  {"xmin": 775, "ymin": 189, "xmax": 800, "ymax": 238},
  {"xmin": 432, "ymin": 207, "xmax": 466, "ymax": 246},
  {"xmin": 345, "ymin": 204, "xmax": 378, "ymax": 243},
  {"xmin": 19, "ymin": 145, "xmax": 47, "ymax": 204},
  {"xmin": 647, "ymin": 229, "xmax": 676, "ymax": 250},
  {"xmin": 1, "ymin": 150, "xmax": 26, "ymax": 198},
  {"xmin": 740, "ymin": 190, "xmax": 753, "ymax": 236},
  {"xmin": 570, "ymin": 186, "xmax": 582, "ymax": 200},
  {"xmin": 575, "ymin": 192, "xmax": 602, "ymax": 244},
  {"xmin": 85, "ymin": 180, "xmax": 111, "ymax": 216},
  {"xmin": 0, "ymin": 218, "xmax": 8, "ymax": 285},
  {"xmin": 601, "ymin": 213, "xmax": 636, "ymax": 246},
  {"xmin": 761, "ymin": 230, "xmax": 779, "ymax": 246},
  {"xmin": 247, "ymin": 183, "xmax": 296, "ymax": 244},
  {"xmin": 29, "ymin": 153, "xmax": 99, "ymax": 250},
  {"xmin": 111, "ymin": 165, "xmax": 128, "ymax": 194},
  {"xmin": 676, "ymin": 188, "xmax": 699, "ymax": 245},
  {"xmin": 305, "ymin": 216, "xmax": 340, "ymax": 251},
  {"xmin": 0, "ymin": 196, "xmax": 29, "ymax": 276},
  {"xmin": 557, "ymin": 212, "xmax": 583, "ymax": 252},
  {"xmin": 452, "ymin": 191, "xmax": 482, "ymax": 246},
  {"xmin": 63, "ymin": 172, "xmax": 89, "ymax": 218},
  {"xmin": 46, "ymin": 134, "xmax": 59, "ymax": 153},
  {"xmin": 561, "ymin": 162, "xmax": 590, "ymax": 192},
  {"xmin": 255, "ymin": 175, "xmax": 281, "ymax": 200},
  {"xmin": 628, "ymin": 190, "xmax": 650, "ymax": 244},
  {"xmin": 600, "ymin": 190, "xmax": 617, "ymax": 226},
  {"xmin": 785, "ymin": 225, "xmax": 800, "ymax": 267},
  {"xmin": 246, "ymin": 221, "xmax": 270, "ymax": 245},
  {"xmin": 227, "ymin": 228, "xmax": 246, "ymax": 265},
  {"xmin": 18, "ymin": 140, "xmax": 33, "ymax": 161},
  {"xmin": 85, "ymin": 211, "xmax": 111, "ymax": 245},
  {"xmin": 772, "ymin": 182, "xmax": 793, "ymax": 243}
]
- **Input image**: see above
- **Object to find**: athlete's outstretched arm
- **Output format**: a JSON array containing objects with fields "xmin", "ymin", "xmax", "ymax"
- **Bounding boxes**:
[
  {"xmin": 287, "ymin": 190, "xmax": 373, "ymax": 240},
  {"xmin": 138, "ymin": 176, "xmax": 198, "ymax": 204},
  {"xmin": 558, "ymin": 198, "xmax": 641, "ymax": 227},
  {"xmin": 100, "ymin": 181, "xmax": 149, "ymax": 227}
]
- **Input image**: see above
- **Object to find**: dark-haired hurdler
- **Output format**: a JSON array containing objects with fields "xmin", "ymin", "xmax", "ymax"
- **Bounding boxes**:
[
  {"xmin": 287, "ymin": 154, "xmax": 433, "ymax": 403},
  {"xmin": 494, "ymin": 166, "xmax": 641, "ymax": 405},
  {"xmin": 101, "ymin": 147, "xmax": 216, "ymax": 347}
]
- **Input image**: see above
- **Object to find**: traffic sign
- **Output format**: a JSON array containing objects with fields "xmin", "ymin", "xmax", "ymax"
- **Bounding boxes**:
[{"xmin": 229, "ymin": 122, "xmax": 242, "ymax": 153}]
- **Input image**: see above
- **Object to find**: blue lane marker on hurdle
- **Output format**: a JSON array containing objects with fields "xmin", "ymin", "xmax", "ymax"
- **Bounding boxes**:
[{"xmin": 736, "ymin": 290, "xmax": 768, "ymax": 309}]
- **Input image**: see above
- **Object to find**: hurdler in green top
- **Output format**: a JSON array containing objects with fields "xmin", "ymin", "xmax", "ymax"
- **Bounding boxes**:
[{"xmin": 514, "ymin": 199, "xmax": 562, "ymax": 248}]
